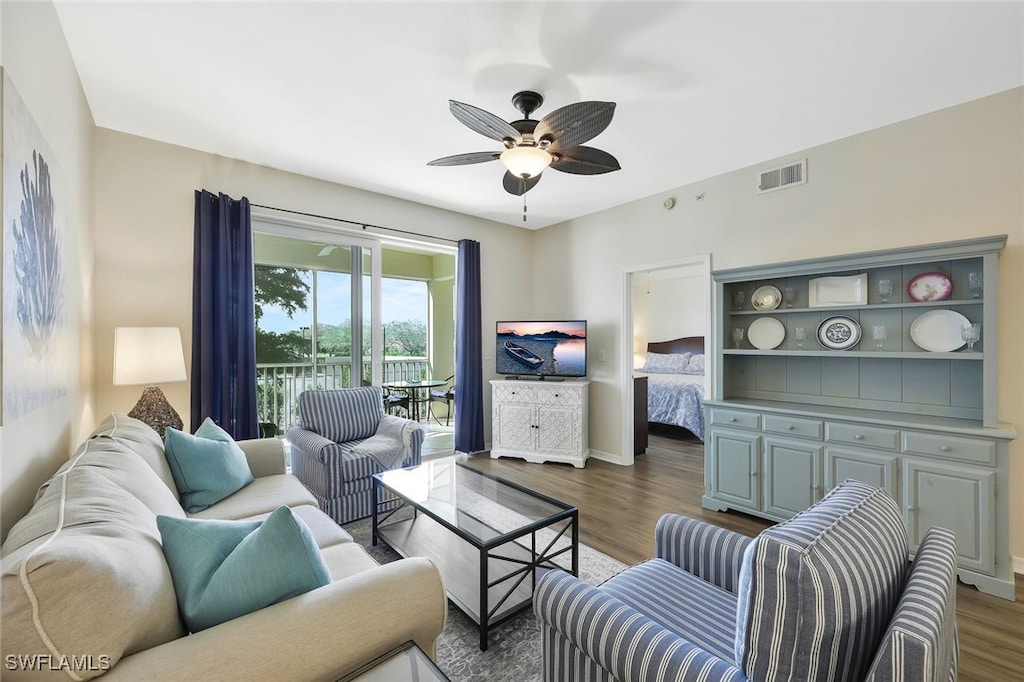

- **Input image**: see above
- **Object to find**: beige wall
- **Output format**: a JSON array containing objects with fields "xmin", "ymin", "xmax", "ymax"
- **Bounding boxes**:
[
  {"xmin": 534, "ymin": 87, "xmax": 1024, "ymax": 555},
  {"xmin": 633, "ymin": 268, "xmax": 707, "ymax": 355},
  {"xmin": 91, "ymin": 128, "xmax": 534, "ymax": 439},
  {"xmin": 0, "ymin": 3, "xmax": 94, "ymax": 540}
]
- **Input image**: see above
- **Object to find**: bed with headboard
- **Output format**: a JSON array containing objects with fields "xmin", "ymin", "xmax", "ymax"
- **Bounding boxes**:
[{"xmin": 636, "ymin": 336, "xmax": 707, "ymax": 440}]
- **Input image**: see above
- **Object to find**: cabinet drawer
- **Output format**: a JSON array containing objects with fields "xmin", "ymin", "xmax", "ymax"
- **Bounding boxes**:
[
  {"xmin": 493, "ymin": 384, "xmax": 537, "ymax": 404},
  {"xmin": 763, "ymin": 414, "xmax": 824, "ymax": 440},
  {"xmin": 826, "ymin": 422, "xmax": 900, "ymax": 451},
  {"xmin": 535, "ymin": 385, "xmax": 582, "ymax": 407},
  {"xmin": 709, "ymin": 408, "xmax": 760, "ymax": 431},
  {"xmin": 902, "ymin": 432, "xmax": 996, "ymax": 466}
]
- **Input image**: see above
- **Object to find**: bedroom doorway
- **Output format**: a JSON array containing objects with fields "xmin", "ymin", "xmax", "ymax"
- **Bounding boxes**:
[{"xmin": 621, "ymin": 254, "xmax": 711, "ymax": 466}]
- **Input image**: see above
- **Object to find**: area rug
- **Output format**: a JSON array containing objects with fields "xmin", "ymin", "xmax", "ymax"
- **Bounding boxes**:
[{"xmin": 343, "ymin": 516, "xmax": 628, "ymax": 682}]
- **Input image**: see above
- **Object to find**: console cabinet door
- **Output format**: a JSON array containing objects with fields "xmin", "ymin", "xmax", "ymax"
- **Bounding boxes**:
[
  {"xmin": 903, "ymin": 458, "xmax": 995, "ymax": 575},
  {"xmin": 495, "ymin": 404, "xmax": 535, "ymax": 451},
  {"xmin": 824, "ymin": 446, "xmax": 899, "ymax": 498},
  {"xmin": 763, "ymin": 437, "xmax": 823, "ymax": 520},
  {"xmin": 707, "ymin": 429, "xmax": 761, "ymax": 511},
  {"xmin": 537, "ymin": 406, "xmax": 578, "ymax": 455}
]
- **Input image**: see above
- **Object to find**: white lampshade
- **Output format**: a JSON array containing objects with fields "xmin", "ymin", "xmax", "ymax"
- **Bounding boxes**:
[
  {"xmin": 500, "ymin": 146, "xmax": 552, "ymax": 178},
  {"xmin": 113, "ymin": 327, "xmax": 187, "ymax": 386}
]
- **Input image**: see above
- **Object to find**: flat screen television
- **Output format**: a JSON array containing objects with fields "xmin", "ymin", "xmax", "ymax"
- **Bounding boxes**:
[{"xmin": 496, "ymin": 320, "xmax": 587, "ymax": 379}]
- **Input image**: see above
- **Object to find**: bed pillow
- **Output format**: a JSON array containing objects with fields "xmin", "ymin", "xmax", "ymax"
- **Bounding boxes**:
[
  {"xmin": 164, "ymin": 418, "xmax": 254, "ymax": 512},
  {"xmin": 156, "ymin": 506, "xmax": 330, "ymax": 632},
  {"xmin": 685, "ymin": 353, "xmax": 706, "ymax": 374},
  {"xmin": 641, "ymin": 351, "xmax": 691, "ymax": 374}
]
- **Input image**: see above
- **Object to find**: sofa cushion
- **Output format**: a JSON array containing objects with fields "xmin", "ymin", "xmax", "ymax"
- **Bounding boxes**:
[
  {"xmin": 320, "ymin": 541, "xmax": 382, "ymax": 581},
  {"xmin": 735, "ymin": 479, "xmax": 908, "ymax": 682},
  {"xmin": 297, "ymin": 387, "xmax": 384, "ymax": 443},
  {"xmin": 1, "ymin": 459, "xmax": 184, "ymax": 679},
  {"xmin": 90, "ymin": 412, "xmax": 179, "ymax": 493},
  {"xmin": 245, "ymin": 504, "xmax": 353, "ymax": 549},
  {"xmin": 157, "ymin": 507, "xmax": 331, "ymax": 632},
  {"xmin": 188, "ymin": 474, "xmax": 317, "ymax": 520},
  {"xmin": 164, "ymin": 419, "xmax": 254, "ymax": 513},
  {"xmin": 600, "ymin": 558, "xmax": 738, "ymax": 662}
]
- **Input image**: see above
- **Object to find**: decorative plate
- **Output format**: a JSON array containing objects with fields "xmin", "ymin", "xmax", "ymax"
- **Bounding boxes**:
[
  {"xmin": 906, "ymin": 272, "xmax": 952, "ymax": 302},
  {"xmin": 808, "ymin": 273, "xmax": 868, "ymax": 307},
  {"xmin": 910, "ymin": 309, "xmax": 970, "ymax": 352},
  {"xmin": 748, "ymin": 317, "xmax": 786, "ymax": 349},
  {"xmin": 751, "ymin": 285, "xmax": 783, "ymax": 311},
  {"xmin": 817, "ymin": 316, "xmax": 862, "ymax": 350}
]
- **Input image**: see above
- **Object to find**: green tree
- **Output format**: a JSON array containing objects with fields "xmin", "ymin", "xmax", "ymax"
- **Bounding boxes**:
[
  {"xmin": 254, "ymin": 265, "xmax": 309, "ymax": 322},
  {"xmin": 384, "ymin": 319, "xmax": 427, "ymax": 356},
  {"xmin": 254, "ymin": 265, "xmax": 310, "ymax": 364}
]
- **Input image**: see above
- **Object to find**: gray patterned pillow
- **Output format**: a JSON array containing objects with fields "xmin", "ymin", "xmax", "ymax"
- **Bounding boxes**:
[
  {"xmin": 641, "ymin": 352, "xmax": 691, "ymax": 374},
  {"xmin": 685, "ymin": 354, "xmax": 706, "ymax": 374}
]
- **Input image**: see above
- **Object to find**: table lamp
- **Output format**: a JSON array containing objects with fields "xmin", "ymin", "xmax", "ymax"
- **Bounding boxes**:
[{"xmin": 113, "ymin": 327, "xmax": 187, "ymax": 436}]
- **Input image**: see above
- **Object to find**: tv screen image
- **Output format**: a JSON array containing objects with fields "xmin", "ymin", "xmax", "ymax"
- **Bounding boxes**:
[{"xmin": 496, "ymin": 320, "xmax": 587, "ymax": 378}]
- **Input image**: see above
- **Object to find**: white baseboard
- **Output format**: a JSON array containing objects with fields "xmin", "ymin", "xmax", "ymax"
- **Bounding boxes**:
[
  {"xmin": 587, "ymin": 449, "xmax": 622, "ymax": 465},
  {"xmin": 1013, "ymin": 555, "xmax": 1024, "ymax": 576}
]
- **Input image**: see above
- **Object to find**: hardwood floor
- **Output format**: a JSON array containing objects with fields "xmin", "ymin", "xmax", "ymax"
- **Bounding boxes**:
[{"xmin": 463, "ymin": 433, "xmax": 1024, "ymax": 682}]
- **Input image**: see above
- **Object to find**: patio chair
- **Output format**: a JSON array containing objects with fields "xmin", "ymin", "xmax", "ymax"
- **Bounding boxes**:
[
  {"xmin": 383, "ymin": 386, "xmax": 411, "ymax": 418},
  {"xmin": 428, "ymin": 375, "xmax": 455, "ymax": 425},
  {"xmin": 286, "ymin": 386, "xmax": 424, "ymax": 524}
]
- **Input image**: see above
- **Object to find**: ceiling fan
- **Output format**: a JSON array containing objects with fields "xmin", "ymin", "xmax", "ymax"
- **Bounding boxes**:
[{"xmin": 427, "ymin": 91, "xmax": 620, "ymax": 200}]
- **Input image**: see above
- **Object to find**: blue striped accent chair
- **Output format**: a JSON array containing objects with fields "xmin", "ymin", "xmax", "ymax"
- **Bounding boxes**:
[
  {"xmin": 285, "ymin": 387, "xmax": 424, "ymax": 524},
  {"xmin": 534, "ymin": 479, "xmax": 959, "ymax": 682}
]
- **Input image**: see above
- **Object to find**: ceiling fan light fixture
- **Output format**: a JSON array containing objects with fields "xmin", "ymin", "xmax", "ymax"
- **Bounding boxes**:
[{"xmin": 500, "ymin": 145, "xmax": 552, "ymax": 179}]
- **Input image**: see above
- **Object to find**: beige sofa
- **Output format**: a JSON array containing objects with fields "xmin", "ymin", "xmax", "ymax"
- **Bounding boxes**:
[{"xmin": 1, "ymin": 414, "xmax": 447, "ymax": 681}]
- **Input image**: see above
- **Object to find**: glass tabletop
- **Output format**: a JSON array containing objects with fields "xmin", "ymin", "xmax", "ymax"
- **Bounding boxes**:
[{"xmin": 374, "ymin": 458, "xmax": 574, "ymax": 546}]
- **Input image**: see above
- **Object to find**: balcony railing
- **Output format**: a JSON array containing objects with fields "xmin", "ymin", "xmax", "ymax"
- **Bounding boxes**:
[{"xmin": 256, "ymin": 357, "xmax": 429, "ymax": 434}]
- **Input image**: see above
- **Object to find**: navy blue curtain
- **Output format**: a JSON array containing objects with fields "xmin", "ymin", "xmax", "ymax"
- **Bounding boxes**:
[
  {"xmin": 454, "ymin": 239, "xmax": 484, "ymax": 453},
  {"xmin": 191, "ymin": 190, "xmax": 259, "ymax": 440}
]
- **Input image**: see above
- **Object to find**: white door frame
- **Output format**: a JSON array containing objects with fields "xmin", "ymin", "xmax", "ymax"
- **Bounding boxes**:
[{"xmin": 620, "ymin": 253, "xmax": 713, "ymax": 465}]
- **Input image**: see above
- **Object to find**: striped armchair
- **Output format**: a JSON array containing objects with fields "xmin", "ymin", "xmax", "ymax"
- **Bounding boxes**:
[
  {"xmin": 286, "ymin": 387, "xmax": 424, "ymax": 524},
  {"xmin": 534, "ymin": 480, "xmax": 959, "ymax": 682}
]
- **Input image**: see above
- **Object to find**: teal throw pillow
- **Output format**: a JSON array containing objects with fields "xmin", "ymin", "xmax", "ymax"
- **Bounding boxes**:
[
  {"xmin": 156, "ymin": 506, "xmax": 331, "ymax": 632},
  {"xmin": 164, "ymin": 418, "xmax": 254, "ymax": 512}
]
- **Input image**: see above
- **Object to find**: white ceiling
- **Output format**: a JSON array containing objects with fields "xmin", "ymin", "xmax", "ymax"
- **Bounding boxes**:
[{"xmin": 54, "ymin": 2, "xmax": 1024, "ymax": 229}]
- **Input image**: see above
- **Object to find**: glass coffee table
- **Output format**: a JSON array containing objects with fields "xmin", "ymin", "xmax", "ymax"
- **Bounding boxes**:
[{"xmin": 372, "ymin": 457, "xmax": 578, "ymax": 651}]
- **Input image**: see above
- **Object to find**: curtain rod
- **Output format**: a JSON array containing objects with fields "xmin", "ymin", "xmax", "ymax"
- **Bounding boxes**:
[{"xmin": 250, "ymin": 203, "xmax": 459, "ymax": 245}]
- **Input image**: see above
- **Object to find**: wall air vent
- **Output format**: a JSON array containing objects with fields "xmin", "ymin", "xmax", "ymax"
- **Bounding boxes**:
[{"xmin": 757, "ymin": 159, "xmax": 807, "ymax": 194}]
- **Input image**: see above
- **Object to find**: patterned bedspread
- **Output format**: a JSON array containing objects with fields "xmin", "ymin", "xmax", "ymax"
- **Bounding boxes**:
[{"xmin": 640, "ymin": 372, "xmax": 706, "ymax": 441}]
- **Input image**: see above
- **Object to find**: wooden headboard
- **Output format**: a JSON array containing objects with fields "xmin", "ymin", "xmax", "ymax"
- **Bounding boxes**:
[{"xmin": 647, "ymin": 336, "xmax": 705, "ymax": 355}]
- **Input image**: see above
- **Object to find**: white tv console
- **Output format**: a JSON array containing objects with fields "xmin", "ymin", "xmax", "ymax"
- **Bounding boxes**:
[{"xmin": 490, "ymin": 379, "xmax": 590, "ymax": 468}]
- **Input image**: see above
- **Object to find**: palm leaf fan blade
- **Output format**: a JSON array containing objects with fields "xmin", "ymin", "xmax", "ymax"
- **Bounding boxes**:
[
  {"xmin": 427, "ymin": 151, "xmax": 501, "ymax": 166},
  {"xmin": 502, "ymin": 171, "xmax": 541, "ymax": 196},
  {"xmin": 534, "ymin": 101, "xmax": 616, "ymax": 149},
  {"xmin": 550, "ymin": 146, "xmax": 621, "ymax": 175},
  {"xmin": 449, "ymin": 100, "xmax": 522, "ymax": 144}
]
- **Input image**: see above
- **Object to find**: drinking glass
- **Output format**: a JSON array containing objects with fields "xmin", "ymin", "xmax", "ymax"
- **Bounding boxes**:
[
  {"xmin": 734, "ymin": 290, "xmax": 746, "ymax": 310},
  {"xmin": 968, "ymin": 272, "xmax": 983, "ymax": 299},
  {"xmin": 871, "ymin": 325, "xmax": 887, "ymax": 350},
  {"xmin": 961, "ymin": 323, "xmax": 981, "ymax": 351},
  {"xmin": 877, "ymin": 279, "xmax": 894, "ymax": 303},
  {"xmin": 794, "ymin": 326, "xmax": 806, "ymax": 349},
  {"xmin": 732, "ymin": 327, "xmax": 745, "ymax": 349},
  {"xmin": 784, "ymin": 287, "xmax": 796, "ymax": 308}
]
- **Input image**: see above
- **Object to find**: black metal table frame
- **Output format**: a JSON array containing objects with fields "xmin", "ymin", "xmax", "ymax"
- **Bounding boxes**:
[{"xmin": 372, "ymin": 462, "xmax": 578, "ymax": 651}]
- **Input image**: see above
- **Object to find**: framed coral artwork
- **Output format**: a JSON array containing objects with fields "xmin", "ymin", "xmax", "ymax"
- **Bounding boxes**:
[{"xmin": 2, "ymin": 70, "xmax": 70, "ymax": 422}]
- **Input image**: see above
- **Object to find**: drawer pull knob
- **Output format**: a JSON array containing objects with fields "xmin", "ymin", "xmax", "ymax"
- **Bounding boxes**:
[
  {"xmin": 555, "ymin": 393, "xmax": 559, "ymax": 397},
  {"xmin": 940, "ymin": 445, "xmax": 951, "ymax": 452},
  {"xmin": 786, "ymin": 425, "xmax": 795, "ymax": 431},
  {"xmin": 906, "ymin": 506, "xmax": 915, "ymax": 512},
  {"xmin": 730, "ymin": 417, "xmax": 738, "ymax": 423},
  {"xmin": 750, "ymin": 471, "xmax": 758, "ymax": 477},
  {"xmin": 813, "ymin": 485, "xmax": 820, "ymax": 491},
  {"xmin": 854, "ymin": 434, "xmax": 864, "ymax": 440}
]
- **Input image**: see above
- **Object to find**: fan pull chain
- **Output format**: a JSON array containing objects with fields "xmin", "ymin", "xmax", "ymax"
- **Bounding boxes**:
[{"xmin": 521, "ymin": 176, "xmax": 528, "ymax": 222}]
